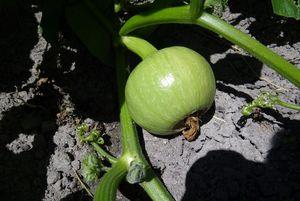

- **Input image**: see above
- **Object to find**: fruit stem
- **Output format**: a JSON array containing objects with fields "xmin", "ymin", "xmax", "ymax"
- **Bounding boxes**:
[
  {"xmin": 114, "ymin": 45, "xmax": 144, "ymax": 156},
  {"xmin": 84, "ymin": 5, "xmax": 175, "ymax": 201},
  {"xmin": 121, "ymin": 36, "xmax": 158, "ymax": 59},
  {"xmin": 116, "ymin": 44, "xmax": 175, "ymax": 200}
]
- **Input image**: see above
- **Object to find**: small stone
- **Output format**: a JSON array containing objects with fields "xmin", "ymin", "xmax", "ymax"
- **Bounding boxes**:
[
  {"xmin": 68, "ymin": 180, "xmax": 77, "ymax": 189},
  {"xmin": 71, "ymin": 160, "xmax": 80, "ymax": 170},
  {"xmin": 47, "ymin": 170, "xmax": 61, "ymax": 185},
  {"xmin": 53, "ymin": 180, "xmax": 62, "ymax": 192},
  {"xmin": 52, "ymin": 151, "xmax": 71, "ymax": 172},
  {"xmin": 83, "ymin": 118, "xmax": 95, "ymax": 126}
]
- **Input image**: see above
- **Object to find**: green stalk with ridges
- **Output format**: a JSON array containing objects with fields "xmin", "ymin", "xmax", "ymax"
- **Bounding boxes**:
[
  {"xmin": 190, "ymin": 0, "xmax": 205, "ymax": 20},
  {"xmin": 117, "ymin": 39, "xmax": 174, "ymax": 200},
  {"xmin": 94, "ymin": 160, "xmax": 127, "ymax": 201},
  {"xmin": 277, "ymin": 99, "xmax": 300, "ymax": 110},
  {"xmin": 94, "ymin": 42, "xmax": 174, "ymax": 201},
  {"xmin": 119, "ymin": 5, "xmax": 300, "ymax": 87},
  {"xmin": 121, "ymin": 36, "xmax": 158, "ymax": 59}
]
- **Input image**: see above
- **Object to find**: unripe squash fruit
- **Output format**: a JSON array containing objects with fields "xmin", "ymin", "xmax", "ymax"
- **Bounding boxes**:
[{"xmin": 125, "ymin": 46, "xmax": 216, "ymax": 140}]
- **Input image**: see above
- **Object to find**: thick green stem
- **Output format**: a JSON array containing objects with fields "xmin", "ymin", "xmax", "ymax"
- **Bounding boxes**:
[
  {"xmin": 91, "ymin": 142, "xmax": 118, "ymax": 164},
  {"xmin": 114, "ymin": 42, "xmax": 175, "ymax": 201},
  {"xmin": 120, "ymin": 103, "xmax": 144, "ymax": 158},
  {"xmin": 276, "ymin": 99, "xmax": 300, "ymax": 110},
  {"xmin": 190, "ymin": 0, "xmax": 205, "ymax": 20},
  {"xmin": 87, "ymin": 5, "xmax": 174, "ymax": 201},
  {"xmin": 94, "ymin": 160, "xmax": 127, "ymax": 201},
  {"xmin": 121, "ymin": 36, "xmax": 158, "ymax": 59},
  {"xmin": 140, "ymin": 170, "xmax": 175, "ymax": 201},
  {"xmin": 119, "ymin": 5, "xmax": 300, "ymax": 87},
  {"xmin": 114, "ymin": 45, "xmax": 144, "ymax": 157},
  {"xmin": 194, "ymin": 12, "xmax": 300, "ymax": 87}
]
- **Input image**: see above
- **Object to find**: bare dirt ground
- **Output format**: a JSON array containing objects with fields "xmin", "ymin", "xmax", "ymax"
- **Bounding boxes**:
[{"xmin": 0, "ymin": 1, "xmax": 299, "ymax": 201}]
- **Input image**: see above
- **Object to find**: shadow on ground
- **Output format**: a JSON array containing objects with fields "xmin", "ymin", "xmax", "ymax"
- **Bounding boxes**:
[
  {"xmin": 0, "ymin": 85, "xmax": 61, "ymax": 200},
  {"xmin": 39, "ymin": 32, "xmax": 118, "ymax": 122},
  {"xmin": 182, "ymin": 119, "xmax": 300, "ymax": 201},
  {"xmin": 228, "ymin": 0, "xmax": 300, "ymax": 46},
  {"xmin": 0, "ymin": 1, "xmax": 38, "ymax": 92},
  {"xmin": 61, "ymin": 190, "xmax": 92, "ymax": 201}
]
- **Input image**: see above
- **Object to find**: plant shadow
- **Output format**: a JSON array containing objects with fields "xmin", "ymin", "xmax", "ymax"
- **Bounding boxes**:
[
  {"xmin": 213, "ymin": 53, "xmax": 262, "ymax": 85},
  {"xmin": 182, "ymin": 119, "xmax": 300, "ymax": 201},
  {"xmin": 39, "ymin": 30, "xmax": 118, "ymax": 123},
  {"xmin": 228, "ymin": 0, "xmax": 300, "ymax": 46},
  {"xmin": 0, "ymin": 85, "xmax": 61, "ymax": 200},
  {"xmin": 60, "ymin": 190, "xmax": 92, "ymax": 201},
  {"xmin": 0, "ymin": 1, "xmax": 38, "ymax": 92}
]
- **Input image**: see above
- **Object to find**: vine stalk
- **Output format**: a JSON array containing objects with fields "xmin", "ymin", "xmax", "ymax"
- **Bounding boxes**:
[
  {"xmin": 119, "ymin": 5, "xmax": 300, "ymax": 87},
  {"xmin": 94, "ymin": 39, "xmax": 174, "ymax": 201}
]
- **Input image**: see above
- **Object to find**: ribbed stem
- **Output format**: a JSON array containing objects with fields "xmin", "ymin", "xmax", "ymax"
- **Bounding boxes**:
[
  {"xmin": 119, "ymin": 5, "xmax": 300, "ymax": 87},
  {"xmin": 140, "ymin": 170, "xmax": 175, "ymax": 201},
  {"xmin": 190, "ymin": 0, "xmax": 205, "ymax": 20},
  {"xmin": 86, "ymin": 4, "xmax": 175, "ymax": 201},
  {"xmin": 114, "ymin": 45, "xmax": 143, "ymax": 157},
  {"xmin": 276, "ymin": 99, "xmax": 300, "ymax": 110},
  {"xmin": 115, "ymin": 43, "xmax": 174, "ymax": 201},
  {"xmin": 120, "ymin": 103, "xmax": 144, "ymax": 157},
  {"xmin": 93, "ymin": 160, "xmax": 127, "ymax": 201}
]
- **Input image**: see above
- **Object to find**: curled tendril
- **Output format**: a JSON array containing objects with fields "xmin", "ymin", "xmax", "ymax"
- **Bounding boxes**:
[
  {"xmin": 242, "ymin": 91, "xmax": 280, "ymax": 117},
  {"xmin": 77, "ymin": 123, "xmax": 104, "ymax": 145},
  {"xmin": 77, "ymin": 123, "xmax": 89, "ymax": 137},
  {"xmin": 85, "ymin": 130, "xmax": 105, "ymax": 144}
]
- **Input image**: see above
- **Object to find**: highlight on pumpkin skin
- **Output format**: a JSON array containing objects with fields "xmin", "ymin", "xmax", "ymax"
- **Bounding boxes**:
[{"xmin": 124, "ymin": 45, "xmax": 216, "ymax": 141}]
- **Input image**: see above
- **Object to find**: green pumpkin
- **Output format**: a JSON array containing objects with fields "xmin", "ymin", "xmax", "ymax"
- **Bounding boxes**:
[{"xmin": 125, "ymin": 46, "xmax": 216, "ymax": 136}]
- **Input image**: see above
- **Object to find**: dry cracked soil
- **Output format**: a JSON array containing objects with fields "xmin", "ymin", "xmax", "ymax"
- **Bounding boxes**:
[{"xmin": 0, "ymin": 0, "xmax": 299, "ymax": 201}]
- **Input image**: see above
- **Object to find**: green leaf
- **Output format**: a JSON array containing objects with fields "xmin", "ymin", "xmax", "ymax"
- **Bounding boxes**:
[
  {"xmin": 190, "ymin": 0, "xmax": 205, "ymax": 20},
  {"xmin": 65, "ymin": 1, "xmax": 113, "ymax": 65},
  {"xmin": 271, "ymin": 0, "xmax": 300, "ymax": 20},
  {"xmin": 90, "ymin": 0, "xmax": 114, "ymax": 20},
  {"xmin": 82, "ymin": 154, "xmax": 103, "ymax": 182},
  {"xmin": 40, "ymin": 0, "xmax": 67, "ymax": 43}
]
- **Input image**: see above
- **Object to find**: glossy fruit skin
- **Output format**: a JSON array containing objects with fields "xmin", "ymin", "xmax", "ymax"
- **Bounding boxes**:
[{"xmin": 125, "ymin": 46, "xmax": 216, "ymax": 135}]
